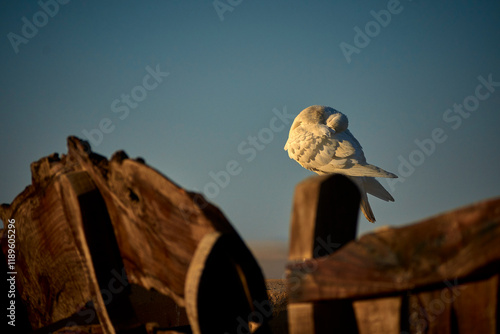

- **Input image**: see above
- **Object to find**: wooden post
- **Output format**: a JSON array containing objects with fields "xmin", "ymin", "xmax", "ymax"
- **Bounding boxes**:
[
  {"xmin": 287, "ymin": 174, "xmax": 361, "ymax": 334},
  {"xmin": 288, "ymin": 174, "xmax": 360, "ymax": 261}
]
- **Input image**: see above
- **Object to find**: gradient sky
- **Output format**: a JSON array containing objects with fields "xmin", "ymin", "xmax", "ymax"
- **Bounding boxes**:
[{"xmin": 1, "ymin": 1, "xmax": 499, "ymax": 243}]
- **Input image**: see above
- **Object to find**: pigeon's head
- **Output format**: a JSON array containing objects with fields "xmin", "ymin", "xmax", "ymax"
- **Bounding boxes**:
[
  {"xmin": 298, "ymin": 105, "xmax": 332, "ymax": 124},
  {"xmin": 291, "ymin": 105, "xmax": 348, "ymax": 134},
  {"xmin": 287, "ymin": 105, "xmax": 348, "ymax": 137}
]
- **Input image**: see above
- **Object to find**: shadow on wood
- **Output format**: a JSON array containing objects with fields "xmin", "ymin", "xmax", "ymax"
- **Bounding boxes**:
[
  {"xmin": 185, "ymin": 232, "xmax": 271, "ymax": 334},
  {"xmin": 63, "ymin": 171, "xmax": 142, "ymax": 332}
]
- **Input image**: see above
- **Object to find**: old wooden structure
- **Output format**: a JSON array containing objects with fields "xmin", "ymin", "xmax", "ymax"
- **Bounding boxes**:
[
  {"xmin": 1, "ymin": 136, "xmax": 499, "ymax": 333},
  {"xmin": 0, "ymin": 137, "xmax": 271, "ymax": 334}
]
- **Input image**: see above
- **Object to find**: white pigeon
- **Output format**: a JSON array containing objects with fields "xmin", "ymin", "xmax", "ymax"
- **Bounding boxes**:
[{"xmin": 284, "ymin": 105, "xmax": 397, "ymax": 223}]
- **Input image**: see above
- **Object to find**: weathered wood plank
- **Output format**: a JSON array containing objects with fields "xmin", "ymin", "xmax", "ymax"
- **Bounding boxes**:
[
  {"xmin": 288, "ymin": 197, "xmax": 500, "ymax": 303},
  {"xmin": 287, "ymin": 303, "xmax": 314, "ymax": 334},
  {"xmin": 288, "ymin": 174, "xmax": 360, "ymax": 261},
  {"xmin": 0, "ymin": 170, "xmax": 104, "ymax": 331},
  {"xmin": 452, "ymin": 274, "xmax": 498, "ymax": 334},
  {"xmin": 59, "ymin": 171, "xmax": 125, "ymax": 334},
  {"xmin": 353, "ymin": 296, "xmax": 402, "ymax": 334},
  {"xmin": 287, "ymin": 174, "xmax": 361, "ymax": 334},
  {"xmin": 406, "ymin": 287, "xmax": 453, "ymax": 334}
]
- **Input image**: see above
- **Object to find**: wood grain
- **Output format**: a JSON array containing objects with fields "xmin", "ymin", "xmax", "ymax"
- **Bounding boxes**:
[
  {"xmin": 0, "ymin": 136, "xmax": 250, "ymax": 332},
  {"xmin": 288, "ymin": 197, "xmax": 500, "ymax": 303}
]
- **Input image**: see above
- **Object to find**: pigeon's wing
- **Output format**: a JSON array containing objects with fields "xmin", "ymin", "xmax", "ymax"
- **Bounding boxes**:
[
  {"xmin": 286, "ymin": 126, "xmax": 397, "ymax": 178},
  {"xmin": 317, "ymin": 132, "xmax": 397, "ymax": 177}
]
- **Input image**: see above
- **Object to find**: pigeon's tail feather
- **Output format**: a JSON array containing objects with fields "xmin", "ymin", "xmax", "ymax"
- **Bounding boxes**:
[
  {"xmin": 360, "ymin": 196, "xmax": 376, "ymax": 223},
  {"xmin": 364, "ymin": 177, "xmax": 394, "ymax": 202},
  {"xmin": 349, "ymin": 176, "xmax": 376, "ymax": 223}
]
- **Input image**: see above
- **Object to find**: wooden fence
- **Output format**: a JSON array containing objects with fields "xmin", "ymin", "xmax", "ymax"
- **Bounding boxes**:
[{"xmin": 286, "ymin": 174, "xmax": 500, "ymax": 334}]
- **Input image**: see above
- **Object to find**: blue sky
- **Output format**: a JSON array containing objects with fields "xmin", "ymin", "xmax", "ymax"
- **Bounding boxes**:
[{"xmin": 1, "ymin": 0, "xmax": 499, "ymax": 242}]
